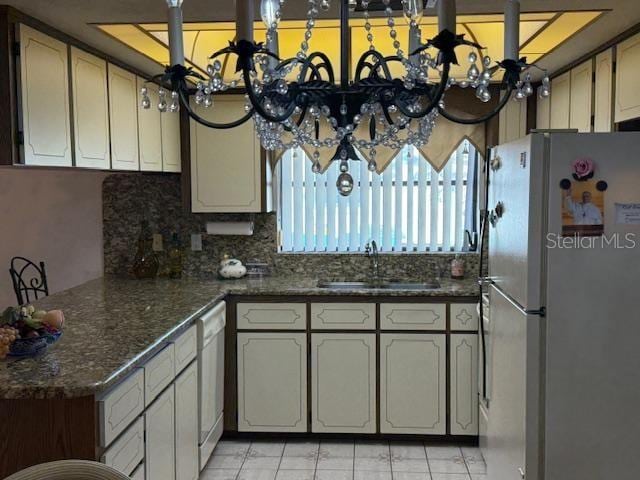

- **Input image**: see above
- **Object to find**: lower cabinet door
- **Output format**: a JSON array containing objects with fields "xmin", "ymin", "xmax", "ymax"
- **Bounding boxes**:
[
  {"xmin": 450, "ymin": 334, "xmax": 479, "ymax": 436},
  {"xmin": 311, "ymin": 333, "xmax": 376, "ymax": 433},
  {"xmin": 237, "ymin": 332, "xmax": 307, "ymax": 432},
  {"xmin": 175, "ymin": 362, "xmax": 199, "ymax": 480},
  {"xmin": 145, "ymin": 385, "xmax": 176, "ymax": 480},
  {"xmin": 380, "ymin": 334, "xmax": 446, "ymax": 434}
]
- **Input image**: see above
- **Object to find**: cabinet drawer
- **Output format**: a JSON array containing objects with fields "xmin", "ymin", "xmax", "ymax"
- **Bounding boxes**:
[
  {"xmin": 131, "ymin": 462, "xmax": 145, "ymax": 480},
  {"xmin": 173, "ymin": 324, "xmax": 197, "ymax": 375},
  {"xmin": 98, "ymin": 369, "xmax": 145, "ymax": 447},
  {"xmin": 101, "ymin": 416, "xmax": 144, "ymax": 476},
  {"xmin": 311, "ymin": 303, "xmax": 375, "ymax": 330},
  {"xmin": 380, "ymin": 303, "xmax": 446, "ymax": 330},
  {"xmin": 450, "ymin": 303, "xmax": 479, "ymax": 331},
  {"xmin": 144, "ymin": 344, "xmax": 176, "ymax": 406},
  {"xmin": 237, "ymin": 303, "xmax": 306, "ymax": 330}
]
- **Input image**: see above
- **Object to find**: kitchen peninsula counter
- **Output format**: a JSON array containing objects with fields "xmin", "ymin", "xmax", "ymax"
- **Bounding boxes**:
[{"xmin": 0, "ymin": 275, "xmax": 479, "ymax": 400}]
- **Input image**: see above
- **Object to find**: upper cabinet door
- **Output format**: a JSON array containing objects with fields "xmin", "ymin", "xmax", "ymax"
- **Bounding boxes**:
[
  {"xmin": 616, "ymin": 33, "xmax": 640, "ymax": 123},
  {"xmin": 536, "ymin": 92, "xmax": 550, "ymax": 130},
  {"xmin": 594, "ymin": 49, "xmax": 614, "ymax": 132},
  {"xmin": 137, "ymin": 77, "xmax": 162, "ymax": 172},
  {"xmin": 108, "ymin": 64, "xmax": 139, "ymax": 170},
  {"xmin": 550, "ymin": 72, "xmax": 571, "ymax": 129},
  {"xmin": 162, "ymin": 108, "xmax": 182, "ymax": 173},
  {"xmin": 19, "ymin": 25, "xmax": 72, "ymax": 166},
  {"xmin": 190, "ymin": 95, "xmax": 263, "ymax": 212},
  {"xmin": 498, "ymin": 92, "xmax": 527, "ymax": 144},
  {"xmin": 569, "ymin": 60, "xmax": 593, "ymax": 133},
  {"xmin": 71, "ymin": 47, "xmax": 110, "ymax": 169}
]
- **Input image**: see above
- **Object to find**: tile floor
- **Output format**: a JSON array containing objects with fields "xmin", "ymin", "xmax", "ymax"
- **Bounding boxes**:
[{"xmin": 200, "ymin": 439, "xmax": 487, "ymax": 480}]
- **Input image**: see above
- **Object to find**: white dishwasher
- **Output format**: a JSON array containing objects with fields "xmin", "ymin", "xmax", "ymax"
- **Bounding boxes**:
[{"xmin": 197, "ymin": 301, "xmax": 225, "ymax": 471}]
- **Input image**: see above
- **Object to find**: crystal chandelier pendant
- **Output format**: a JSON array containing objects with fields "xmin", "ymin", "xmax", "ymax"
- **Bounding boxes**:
[{"xmin": 337, "ymin": 172, "xmax": 354, "ymax": 197}]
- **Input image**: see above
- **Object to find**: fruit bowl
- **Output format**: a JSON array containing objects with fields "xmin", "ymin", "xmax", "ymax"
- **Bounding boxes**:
[
  {"xmin": 9, "ymin": 330, "xmax": 62, "ymax": 357},
  {"xmin": 1, "ymin": 305, "xmax": 65, "ymax": 359}
]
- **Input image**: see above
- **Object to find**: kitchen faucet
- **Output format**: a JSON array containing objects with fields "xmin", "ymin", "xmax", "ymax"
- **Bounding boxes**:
[{"xmin": 364, "ymin": 240, "xmax": 380, "ymax": 285}]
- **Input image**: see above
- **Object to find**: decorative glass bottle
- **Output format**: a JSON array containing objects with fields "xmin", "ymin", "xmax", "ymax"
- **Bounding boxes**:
[
  {"xmin": 132, "ymin": 220, "xmax": 159, "ymax": 279},
  {"xmin": 167, "ymin": 232, "xmax": 184, "ymax": 279}
]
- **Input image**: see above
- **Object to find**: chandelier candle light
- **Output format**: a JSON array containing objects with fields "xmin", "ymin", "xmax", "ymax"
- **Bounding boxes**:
[{"xmin": 142, "ymin": 0, "xmax": 550, "ymax": 196}]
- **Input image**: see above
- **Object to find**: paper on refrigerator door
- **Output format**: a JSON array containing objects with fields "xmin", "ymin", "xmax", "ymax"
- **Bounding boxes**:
[{"xmin": 615, "ymin": 203, "xmax": 640, "ymax": 224}]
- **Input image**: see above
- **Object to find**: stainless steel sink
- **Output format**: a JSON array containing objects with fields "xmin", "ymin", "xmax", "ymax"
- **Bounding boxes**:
[
  {"xmin": 381, "ymin": 282, "xmax": 441, "ymax": 291},
  {"xmin": 317, "ymin": 281, "xmax": 441, "ymax": 291}
]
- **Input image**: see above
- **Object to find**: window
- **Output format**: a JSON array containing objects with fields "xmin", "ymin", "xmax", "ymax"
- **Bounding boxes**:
[{"xmin": 278, "ymin": 141, "xmax": 479, "ymax": 253}]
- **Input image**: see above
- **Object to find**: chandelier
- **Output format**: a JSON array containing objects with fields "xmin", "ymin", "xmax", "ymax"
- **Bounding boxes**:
[{"xmin": 142, "ymin": 0, "xmax": 550, "ymax": 196}]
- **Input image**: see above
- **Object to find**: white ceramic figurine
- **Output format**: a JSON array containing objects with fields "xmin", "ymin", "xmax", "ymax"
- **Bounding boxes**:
[{"xmin": 218, "ymin": 255, "xmax": 247, "ymax": 279}]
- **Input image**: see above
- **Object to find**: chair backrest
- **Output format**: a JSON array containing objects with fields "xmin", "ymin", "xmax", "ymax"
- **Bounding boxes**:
[
  {"xmin": 4, "ymin": 460, "xmax": 132, "ymax": 480},
  {"xmin": 9, "ymin": 256, "xmax": 49, "ymax": 305}
]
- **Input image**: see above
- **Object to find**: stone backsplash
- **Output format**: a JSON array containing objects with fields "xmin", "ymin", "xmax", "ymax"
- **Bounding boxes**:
[{"xmin": 103, "ymin": 174, "xmax": 479, "ymax": 281}]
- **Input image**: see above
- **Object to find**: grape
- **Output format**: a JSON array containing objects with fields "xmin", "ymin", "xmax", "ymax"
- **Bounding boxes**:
[{"xmin": 0, "ymin": 325, "xmax": 18, "ymax": 359}]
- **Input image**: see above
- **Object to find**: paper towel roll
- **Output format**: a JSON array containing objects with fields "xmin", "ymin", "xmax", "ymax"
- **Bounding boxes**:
[{"xmin": 206, "ymin": 221, "xmax": 254, "ymax": 236}]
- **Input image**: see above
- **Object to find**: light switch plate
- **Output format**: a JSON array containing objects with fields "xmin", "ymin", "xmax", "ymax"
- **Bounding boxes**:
[
  {"xmin": 191, "ymin": 233, "xmax": 203, "ymax": 251},
  {"xmin": 152, "ymin": 234, "xmax": 163, "ymax": 252}
]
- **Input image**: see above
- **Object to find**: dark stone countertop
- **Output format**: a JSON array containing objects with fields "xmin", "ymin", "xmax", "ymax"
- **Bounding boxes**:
[{"xmin": 0, "ymin": 275, "xmax": 479, "ymax": 400}]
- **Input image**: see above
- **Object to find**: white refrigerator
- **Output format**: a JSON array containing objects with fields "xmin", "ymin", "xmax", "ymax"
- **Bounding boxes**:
[{"xmin": 482, "ymin": 132, "xmax": 640, "ymax": 480}]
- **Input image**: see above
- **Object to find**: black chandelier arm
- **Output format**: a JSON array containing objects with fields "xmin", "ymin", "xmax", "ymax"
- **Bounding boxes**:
[
  {"xmin": 354, "ymin": 51, "xmax": 394, "ymax": 82},
  {"xmin": 437, "ymin": 83, "xmax": 515, "ymax": 125},
  {"xmin": 419, "ymin": 30, "xmax": 483, "ymax": 66},
  {"xmin": 298, "ymin": 52, "xmax": 335, "ymax": 84},
  {"xmin": 393, "ymin": 61, "xmax": 451, "ymax": 119},
  {"xmin": 176, "ymin": 86, "xmax": 254, "ymax": 129}
]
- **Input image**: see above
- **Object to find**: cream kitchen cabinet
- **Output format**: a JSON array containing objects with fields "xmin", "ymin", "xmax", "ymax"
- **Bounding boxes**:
[
  {"xmin": 311, "ymin": 333, "xmax": 376, "ymax": 434},
  {"xmin": 498, "ymin": 91, "xmax": 527, "ymax": 144},
  {"xmin": 145, "ymin": 385, "xmax": 176, "ymax": 480},
  {"xmin": 237, "ymin": 303, "xmax": 307, "ymax": 330},
  {"xmin": 536, "ymin": 92, "xmax": 550, "ymax": 130},
  {"xmin": 19, "ymin": 25, "xmax": 72, "ymax": 166},
  {"xmin": 237, "ymin": 332, "xmax": 307, "ymax": 432},
  {"xmin": 190, "ymin": 95, "xmax": 269, "ymax": 213},
  {"xmin": 311, "ymin": 303, "xmax": 376, "ymax": 330},
  {"xmin": 380, "ymin": 333, "xmax": 446, "ymax": 435},
  {"xmin": 450, "ymin": 303, "xmax": 479, "ymax": 331},
  {"xmin": 70, "ymin": 47, "xmax": 110, "ymax": 168},
  {"xmin": 175, "ymin": 361, "xmax": 199, "ymax": 480},
  {"xmin": 161, "ymin": 108, "xmax": 182, "ymax": 172},
  {"xmin": 550, "ymin": 71, "xmax": 571, "ymax": 129},
  {"xmin": 380, "ymin": 303, "xmax": 446, "ymax": 330},
  {"xmin": 615, "ymin": 32, "xmax": 640, "ymax": 123},
  {"xmin": 108, "ymin": 64, "xmax": 139, "ymax": 170},
  {"xmin": 594, "ymin": 49, "xmax": 614, "ymax": 132},
  {"xmin": 100, "ymin": 417, "xmax": 144, "ymax": 476},
  {"xmin": 450, "ymin": 334, "xmax": 479, "ymax": 436},
  {"xmin": 137, "ymin": 77, "xmax": 163, "ymax": 172},
  {"xmin": 569, "ymin": 61, "xmax": 593, "ymax": 133}
]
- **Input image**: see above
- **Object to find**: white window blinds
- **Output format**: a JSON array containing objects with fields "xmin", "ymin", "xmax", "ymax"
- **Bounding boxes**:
[{"xmin": 279, "ymin": 142, "xmax": 477, "ymax": 253}]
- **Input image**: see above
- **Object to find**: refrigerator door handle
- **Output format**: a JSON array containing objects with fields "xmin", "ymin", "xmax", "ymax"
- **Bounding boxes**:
[
  {"xmin": 498, "ymin": 286, "xmax": 547, "ymax": 317},
  {"xmin": 478, "ymin": 276, "xmax": 495, "ymax": 287}
]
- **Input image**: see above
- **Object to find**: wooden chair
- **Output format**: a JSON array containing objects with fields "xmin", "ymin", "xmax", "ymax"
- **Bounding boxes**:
[
  {"xmin": 9, "ymin": 256, "xmax": 49, "ymax": 305},
  {"xmin": 4, "ymin": 460, "xmax": 132, "ymax": 480}
]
